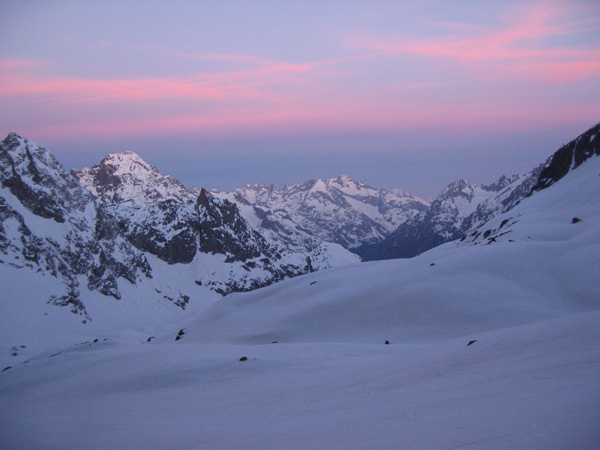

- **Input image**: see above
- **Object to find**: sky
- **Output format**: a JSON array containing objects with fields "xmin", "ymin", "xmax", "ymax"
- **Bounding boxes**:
[{"xmin": 1, "ymin": 0, "xmax": 599, "ymax": 198}]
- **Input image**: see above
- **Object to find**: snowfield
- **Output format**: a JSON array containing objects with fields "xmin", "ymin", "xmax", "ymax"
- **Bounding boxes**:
[
  {"xmin": 1, "ymin": 153, "xmax": 599, "ymax": 448},
  {"xmin": 1, "ymin": 312, "xmax": 599, "ymax": 449}
]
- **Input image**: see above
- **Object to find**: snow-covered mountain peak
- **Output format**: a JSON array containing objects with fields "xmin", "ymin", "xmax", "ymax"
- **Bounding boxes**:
[
  {"xmin": 72, "ymin": 151, "xmax": 196, "ymax": 207},
  {"xmin": 211, "ymin": 176, "xmax": 429, "ymax": 251},
  {"xmin": 98, "ymin": 151, "xmax": 158, "ymax": 176}
]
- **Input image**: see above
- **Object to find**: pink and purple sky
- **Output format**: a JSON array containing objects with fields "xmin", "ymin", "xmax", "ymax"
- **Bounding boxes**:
[{"xmin": 1, "ymin": 0, "xmax": 599, "ymax": 197}]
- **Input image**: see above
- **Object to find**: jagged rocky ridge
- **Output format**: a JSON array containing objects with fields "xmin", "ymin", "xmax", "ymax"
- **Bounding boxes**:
[
  {"xmin": 1, "ymin": 134, "xmax": 357, "ymax": 322},
  {"xmin": 73, "ymin": 151, "xmax": 359, "ymax": 268},
  {"xmin": 356, "ymin": 161, "xmax": 544, "ymax": 261},
  {"xmin": 71, "ymin": 151, "xmax": 196, "ymax": 206},
  {"xmin": 3, "ymin": 122, "xmax": 598, "ymax": 322},
  {"xmin": 0, "ymin": 133, "xmax": 152, "ymax": 321},
  {"xmin": 210, "ymin": 175, "xmax": 429, "ymax": 252}
]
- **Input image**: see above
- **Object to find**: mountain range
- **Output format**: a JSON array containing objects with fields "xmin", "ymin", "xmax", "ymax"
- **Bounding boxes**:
[
  {"xmin": 2, "ymin": 123, "xmax": 599, "ymax": 326},
  {"xmin": 1, "ymin": 122, "xmax": 599, "ymax": 449}
]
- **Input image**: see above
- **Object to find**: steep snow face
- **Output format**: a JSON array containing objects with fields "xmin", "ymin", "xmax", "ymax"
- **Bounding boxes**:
[
  {"xmin": 212, "ymin": 175, "xmax": 429, "ymax": 251},
  {"xmin": 72, "ymin": 151, "xmax": 196, "ymax": 206}
]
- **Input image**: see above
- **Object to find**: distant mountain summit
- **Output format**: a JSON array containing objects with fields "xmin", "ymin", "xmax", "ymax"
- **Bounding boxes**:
[
  {"xmin": 211, "ymin": 175, "xmax": 429, "ymax": 252},
  {"xmin": 71, "ymin": 151, "xmax": 196, "ymax": 206}
]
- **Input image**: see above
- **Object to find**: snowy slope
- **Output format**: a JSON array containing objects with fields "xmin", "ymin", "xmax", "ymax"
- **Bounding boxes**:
[{"xmin": 1, "ymin": 312, "xmax": 598, "ymax": 449}]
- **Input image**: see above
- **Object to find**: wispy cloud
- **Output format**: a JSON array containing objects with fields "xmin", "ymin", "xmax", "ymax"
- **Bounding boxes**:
[{"xmin": 345, "ymin": 1, "xmax": 600, "ymax": 85}]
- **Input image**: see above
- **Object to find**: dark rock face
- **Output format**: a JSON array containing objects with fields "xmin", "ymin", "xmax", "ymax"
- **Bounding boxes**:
[
  {"xmin": 197, "ymin": 189, "xmax": 270, "ymax": 263},
  {"xmin": 531, "ymin": 123, "xmax": 600, "ymax": 193},
  {"xmin": 0, "ymin": 133, "xmax": 90, "ymax": 223},
  {"xmin": 104, "ymin": 200, "xmax": 199, "ymax": 265}
]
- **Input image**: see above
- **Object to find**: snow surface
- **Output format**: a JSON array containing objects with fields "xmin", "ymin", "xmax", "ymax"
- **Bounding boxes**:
[{"xmin": 1, "ymin": 155, "xmax": 599, "ymax": 449}]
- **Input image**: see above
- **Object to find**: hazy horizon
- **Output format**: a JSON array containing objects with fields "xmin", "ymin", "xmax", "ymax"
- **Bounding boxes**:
[{"xmin": 1, "ymin": 1, "xmax": 599, "ymax": 198}]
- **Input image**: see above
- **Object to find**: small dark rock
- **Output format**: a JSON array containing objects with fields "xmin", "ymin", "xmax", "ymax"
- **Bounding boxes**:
[
  {"xmin": 147, "ymin": 336, "xmax": 155, "ymax": 342},
  {"xmin": 467, "ymin": 340, "xmax": 477, "ymax": 346},
  {"xmin": 93, "ymin": 339, "xmax": 98, "ymax": 343},
  {"xmin": 310, "ymin": 281, "xmax": 317, "ymax": 285},
  {"xmin": 175, "ymin": 335, "xmax": 181, "ymax": 341},
  {"xmin": 11, "ymin": 353, "xmax": 17, "ymax": 356},
  {"xmin": 385, "ymin": 340, "xmax": 390, "ymax": 345},
  {"xmin": 430, "ymin": 263, "xmax": 435, "ymax": 266},
  {"xmin": 177, "ymin": 329, "xmax": 185, "ymax": 336},
  {"xmin": 239, "ymin": 356, "xmax": 248, "ymax": 361},
  {"xmin": 20, "ymin": 345, "xmax": 26, "ymax": 348},
  {"xmin": 571, "ymin": 217, "xmax": 581, "ymax": 223},
  {"xmin": 2, "ymin": 366, "xmax": 12, "ymax": 372},
  {"xmin": 271, "ymin": 341, "xmax": 278, "ymax": 344}
]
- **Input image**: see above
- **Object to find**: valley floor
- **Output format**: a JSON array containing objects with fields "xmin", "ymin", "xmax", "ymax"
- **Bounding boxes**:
[{"xmin": 1, "ymin": 311, "xmax": 599, "ymax": 449}]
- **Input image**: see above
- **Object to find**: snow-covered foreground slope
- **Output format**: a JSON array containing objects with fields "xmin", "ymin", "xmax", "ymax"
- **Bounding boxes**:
[
  {"xmin": 1, "ymin": 313, "xmax": 598, "ymax": 449},
  {"xmin": 1, "ymin": 135, "xmax": 599, "ymax": 449}
]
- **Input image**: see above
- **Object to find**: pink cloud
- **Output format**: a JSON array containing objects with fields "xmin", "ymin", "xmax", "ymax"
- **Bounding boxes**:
[{"xmin": 346, "ymin": 1, "xmax": 600, "ymax": 86}]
